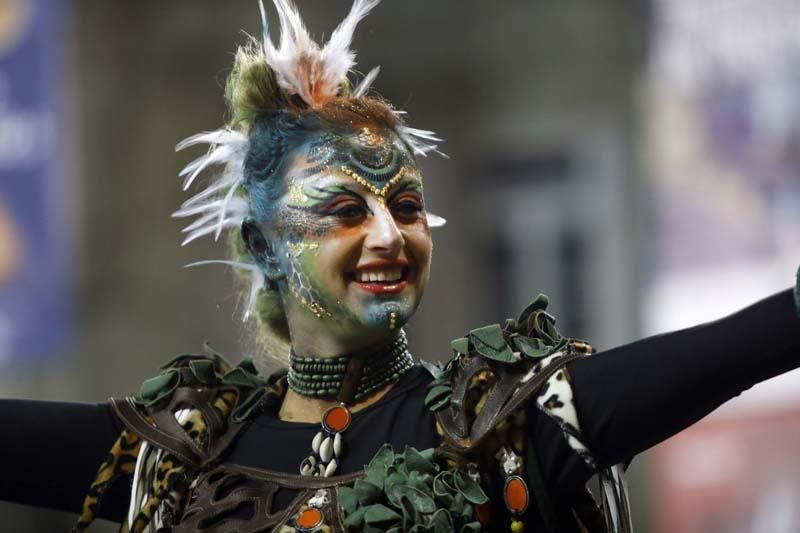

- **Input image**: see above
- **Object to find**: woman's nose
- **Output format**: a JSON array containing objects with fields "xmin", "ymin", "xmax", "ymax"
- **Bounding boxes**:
[{"xmin": 364, "ymin": 203, "xmax": 404, "ymax": 255}]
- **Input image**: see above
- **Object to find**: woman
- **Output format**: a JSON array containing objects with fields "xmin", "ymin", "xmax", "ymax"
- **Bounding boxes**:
[{"xmin": 2, "ymin": 1, "xmax": 800, "ymax": 532}]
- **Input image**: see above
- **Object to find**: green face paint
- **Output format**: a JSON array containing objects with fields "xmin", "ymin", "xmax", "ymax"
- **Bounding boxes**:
[{"xmin": 265, "ymin": 126, "xmax": 433, "ymax": 333}]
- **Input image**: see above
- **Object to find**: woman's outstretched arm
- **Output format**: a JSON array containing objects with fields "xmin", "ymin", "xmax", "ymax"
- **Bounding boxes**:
[
  {"xmin": 0, "ymin": 400, "xmax": 129, "ymax": 521},
  {"xmin": 568, "ymin": 287, "xmax": 800, "ymax": 469}
]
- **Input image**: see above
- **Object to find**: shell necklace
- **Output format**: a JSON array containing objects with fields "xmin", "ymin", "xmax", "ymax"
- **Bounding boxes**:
[{"xmin": 290, "ymin": 331, "xmax": 414, "ymax": 477}]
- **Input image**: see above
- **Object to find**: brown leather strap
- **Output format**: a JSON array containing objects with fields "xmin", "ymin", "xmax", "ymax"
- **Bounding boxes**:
[
  {"xmin": 469, "ymin": 361, "xmax": 527, "ymax": 442},
  {"xmin": 337, "ymin": 357, "xmax": 364, "ymax": 404},
  {"xmin": 440, "ymin": 355, "xmax": 493, "ymax": 441},
  {"xmin": 435, "ymin": 351, "xmax": 584, "ymax": 453},
  {"xmin": 223, "ymin": 463, "xmax": 365, "ymax": 488},
  {"xmin": 110, "ymin": 379, "xmax": 256, "ymax": 468},
  {"xmin": 109, "ymin": 397, "xmax": 202, "ymax": 466},
  {"xmin": 174, "ymin": 464, "xmax": 360, "ymax": 532},
  {"xmin": 494, "ymin": 353, "xmax": 582, "ymax": 425}
]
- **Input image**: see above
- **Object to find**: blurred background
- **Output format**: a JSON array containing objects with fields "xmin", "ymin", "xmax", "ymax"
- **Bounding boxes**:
[{"xmin": 1, "ymin": 0, "xmax": 800, "ymax": 531}]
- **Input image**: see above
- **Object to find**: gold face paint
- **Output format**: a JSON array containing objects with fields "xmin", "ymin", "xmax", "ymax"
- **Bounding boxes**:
[{"xmin": 267, "ymin": 126, "xmax": 432, "ymax": 334}]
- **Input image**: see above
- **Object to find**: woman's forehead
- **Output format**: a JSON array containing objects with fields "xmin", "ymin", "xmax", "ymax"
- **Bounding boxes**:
[
  {"xmin": 290, "ymin": 170, "xmax": 423, "ymax": 200},
  {"xmin": 286, "ymin": 126, "xmax": 424, "ymax": 198}
]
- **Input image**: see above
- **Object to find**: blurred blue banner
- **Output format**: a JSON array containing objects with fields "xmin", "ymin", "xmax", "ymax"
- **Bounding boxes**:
[{"xmin": 0, "ymin": 0, "xmax": 71, "ymax": 363}]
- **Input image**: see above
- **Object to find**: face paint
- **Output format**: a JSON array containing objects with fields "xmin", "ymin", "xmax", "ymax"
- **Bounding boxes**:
[{"xmin": 261, "ymin": 126, "xmax": 432, "ymax": 335}]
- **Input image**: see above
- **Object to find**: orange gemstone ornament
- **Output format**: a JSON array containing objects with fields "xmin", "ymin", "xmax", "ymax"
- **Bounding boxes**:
[
  {"xmin": 322, "ymin": 404, "xmax": 351, "ymax": 433},
  {"xmin": 503, "ymin": 476, "xmax": 530, "ymax": 515},
  {"xmin": 300, "ymin": 403, "xmax": 352, "ymax": 477},
  {"xmin": 295, "ymin": 507, "xmax": 323, "ymax": 531}
]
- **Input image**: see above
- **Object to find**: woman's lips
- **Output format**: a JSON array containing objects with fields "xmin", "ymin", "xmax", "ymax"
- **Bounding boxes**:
[
  {"xmin": 353, "ymin": 279, "xmax": 408, "ymax": 294},
  {"xmin": 351, "ymin": 260, "xmax": 411, "ymax": 294}
]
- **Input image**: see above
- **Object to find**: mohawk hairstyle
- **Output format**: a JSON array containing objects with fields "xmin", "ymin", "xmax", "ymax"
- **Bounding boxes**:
[
  {"xmin": 173, "ymin": 0, "xmax": 444, "ymax": 360},
  {"xmin": 224, "ymin": 36, "xmax": 400, "ymax": 135}
]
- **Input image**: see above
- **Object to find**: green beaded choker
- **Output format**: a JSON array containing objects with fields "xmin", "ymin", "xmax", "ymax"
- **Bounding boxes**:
[{"xmin": 288, "ymin": 331, "xmax": 414, "ymax": 401}]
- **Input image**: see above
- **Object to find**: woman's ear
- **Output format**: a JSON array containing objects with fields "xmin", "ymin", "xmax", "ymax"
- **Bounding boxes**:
[{"xmin": 241, "ymin": 219, "xmax": 285, "ymax": 281}]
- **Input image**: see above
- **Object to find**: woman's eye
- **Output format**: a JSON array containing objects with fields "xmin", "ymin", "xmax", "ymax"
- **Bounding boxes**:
[
  {"xmin": 330, "ymin": 203, "xmax": 367, "ymax": 219},
  {"xmin": 392, "ymin": 200, "xmax": 423, "ymax": 216}
]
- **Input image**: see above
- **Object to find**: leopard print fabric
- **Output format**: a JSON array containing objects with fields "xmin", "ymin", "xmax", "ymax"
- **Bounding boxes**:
[
  {"xmin": 74, "ymin": 377, "xmax": 285, "ymax": 532},
  {"xmin": 73, "ymin": 429, "xmax": 142, "ymax": 532},
  {"xmin": 534, "ymin": 350, "xmax": 596, "ymax": 469}
]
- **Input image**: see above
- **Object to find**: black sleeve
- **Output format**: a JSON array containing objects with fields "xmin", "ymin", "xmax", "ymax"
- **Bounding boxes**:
[
  {"xmin": 568, "ymin": 288, "xmax": 800, "ymax": 472},
  {"xmin": 0, "ymin": 400, "xmax": 131, "ymax": 522}
]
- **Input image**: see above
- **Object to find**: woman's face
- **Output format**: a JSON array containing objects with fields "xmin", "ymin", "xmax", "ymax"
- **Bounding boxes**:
[{"xmin": 262, "ymin": 126, "xmax": 433, "ymax": 339}]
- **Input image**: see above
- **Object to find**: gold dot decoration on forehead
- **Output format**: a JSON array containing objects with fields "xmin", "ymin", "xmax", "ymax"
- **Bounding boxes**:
[{"xmin": 340, "ymin": 165, "xmax": 407, "ymax": 200}]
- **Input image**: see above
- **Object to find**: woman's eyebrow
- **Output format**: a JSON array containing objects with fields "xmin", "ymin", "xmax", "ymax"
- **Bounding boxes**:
[
  {"xmin": 387, "ymin": 177, "xmax": 424, "ymax": 201},
  {"xmin": 302, "ymin": 182, "xmax": 367, "ymax": 204}
]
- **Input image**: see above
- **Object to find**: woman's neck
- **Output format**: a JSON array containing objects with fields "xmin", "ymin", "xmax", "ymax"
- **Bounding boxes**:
[{"xmin": 279, "ymin": 330, "xmax": 413, "ymax": 423}]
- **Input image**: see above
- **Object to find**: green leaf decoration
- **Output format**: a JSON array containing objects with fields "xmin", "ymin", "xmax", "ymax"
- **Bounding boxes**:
[
  {"xmin": 236, "ymin": 357, "xmax": 258, "ymax": 375},
  {"xmin": 399, "ymin": 494, "xmax": 420, "ymax": 531},
  {"xmin": 460, "ymin": 522, "xmax": 483, "ymax": 533},
  {"xmin": 364, "ymin": 504, "xmax": 402, "ymax": 524},
  {"xmin": 159, "ymin": 353, "xmax": 210, "ymax": 370},
  {"xmin": 231, "ymin": 387, "xmax": 266, "ymax": 423},
  {"xmin": 432, "ymin": 471, "xmax": 456, "ymax": 497},
  {"xmin": 354, "ymin": 479, "xmax": 382, "ymax": 506},
  {"xmin": 453, "ymin": 471, "xmax": 489, "ymax": 505},
  {"xmin": 389, "ymin": 484, "xmax": 436, "ymax": 514},
  {"xmin": 510, "ymin": 334, "xmax": 552, "ymax": 359},
  {"xmin": 419, "ymin": 358, "xmax": 445, "ymax": 380},
  {"xmin": 428, "ymin": 395, "xmax": 452, "ymax": 412},
  {"xmin": 468, "ymin": 324, "xmax": 517, "ymax": 363},
  {"xmin": 340, "ymin": 446, "xmax": 486, "ymax": 532},
  {"xmin": 137, "ymin": 368, "xmax": 181, "ymax": 406},
  {"xmin": 365, "ymin": 445, "xmax": 394, "ymax": 487},
  {"xmin": 469, "ymin": 324, "xmax": 506, "ymax": 350},
  {"xmin": 424, "ymin": 385, "xmax": 451, "ymax": 408},
  {"xmin": 188, "ymin": 360, "xmax": 217, "ymax": 385},
  {"xmin": 338, "ymin": 486, "xmax": 359, "ymax": 514},
  {"xmin": 220, "ymin": 367, "xmax": 261, "ymax": 388},
  {"xmin": 450, "ymin": 336, "xmax": 469, "ymax": 355},
  {"xmin": 343, "ymin": 507, "xmax": 367, "ymax": 528},
  {"xmin": 405, "ymin": 447, "xmax": 438, "ymax": 475},
  {"xmin": 428, "ymin": 508, "xmax": 455, "ymax": 533},
  {"xmin": 516, "ymin": 293, "xmax": 550, "ymax": 325}
]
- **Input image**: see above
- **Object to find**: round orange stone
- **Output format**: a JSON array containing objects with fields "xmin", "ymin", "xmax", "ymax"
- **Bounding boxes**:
[
  {"xmin": 296, "ymin": 507, "xmax": 323, "ymax": 529},
  {"xmin": 322, "ymin": 404, "xmax": 351, "ymax": 433},
  {"xmin": 504, "ymin": 476, "xmax": 529, "ymax": 514}
]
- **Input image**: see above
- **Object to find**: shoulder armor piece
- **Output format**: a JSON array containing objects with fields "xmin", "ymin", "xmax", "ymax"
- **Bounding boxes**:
[
  {"xmin": 425, "ymin": 294, "xmax": 592, "ymax": 457},
  {"xmin": 110, "ymin": 343, "xmax": 284, "ymax": 467}
]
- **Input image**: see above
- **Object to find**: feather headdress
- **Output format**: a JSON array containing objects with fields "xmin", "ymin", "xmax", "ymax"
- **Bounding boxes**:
[{"xmin": 174, "ymin": 0, "xmax": 445, "ymax": 320}]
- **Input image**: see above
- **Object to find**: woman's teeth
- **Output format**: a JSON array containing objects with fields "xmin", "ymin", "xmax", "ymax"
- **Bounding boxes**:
[{"xmin": 355, "ymin": 268, "xmax": 403, "ymax": 283}]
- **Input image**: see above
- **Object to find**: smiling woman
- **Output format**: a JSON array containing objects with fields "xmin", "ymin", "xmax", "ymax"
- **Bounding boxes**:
[
  {"xmin": 1, "ymin": 1, "xmax": 800, "ymax": 532},
  {"xmin": 240, "ymin": 124, "xmax": 433, "ymax": 353}
]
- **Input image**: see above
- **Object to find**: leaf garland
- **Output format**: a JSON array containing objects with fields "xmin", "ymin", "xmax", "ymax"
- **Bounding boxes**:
[
  {"xmin": 424, "ymin": 293, "xmax": 575, "ymax": 413},
  {"xmin": 338, "ymin": 445, "xmax": 486, "ymax": 533},
  {"xmin": 134, "ymin": 345, "xmax": 266, "ymax": 417}
]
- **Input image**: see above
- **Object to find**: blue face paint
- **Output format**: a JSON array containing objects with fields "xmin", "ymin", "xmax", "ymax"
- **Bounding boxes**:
[{"xmin": 242, "ymin": 114, "xmax": 431, "ymax": 332}]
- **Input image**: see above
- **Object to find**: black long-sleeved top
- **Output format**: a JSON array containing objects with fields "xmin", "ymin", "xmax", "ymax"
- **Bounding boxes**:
[{"xmin": 2, "ymin": 289, "xmax": 798, "ymax": 527}]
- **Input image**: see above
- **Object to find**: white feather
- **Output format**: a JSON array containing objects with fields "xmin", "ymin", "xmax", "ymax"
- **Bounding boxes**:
[
  {"xmin": 186, "ymin": 260, "xmax": 265, "ymax": 320},
  {"xmin": 426, "ymin": 212, "xmax": 446, "ymax": 228},
  {"xmin": 173, "ymin": 129, "xmax": 250, "ymax": 246},
  {"xmin": 260, "ymin": 0, "xmax": 382, "ymax": 108},
  {"xmin": 353, "ymin": 66, "xmax": 381, "ymax": 97},
  {"xmin": 175, "ymin": 129, "xmax": 248, "ymax": 152},
  {"xmin": 397, "ymin": 125, "xmax": 447, "ymax": 158}
]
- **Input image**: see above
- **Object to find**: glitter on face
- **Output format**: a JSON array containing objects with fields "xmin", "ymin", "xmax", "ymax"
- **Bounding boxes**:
[{"xmin": 259, "ymin": 125, "xmax": 432, "ymax": 334}]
